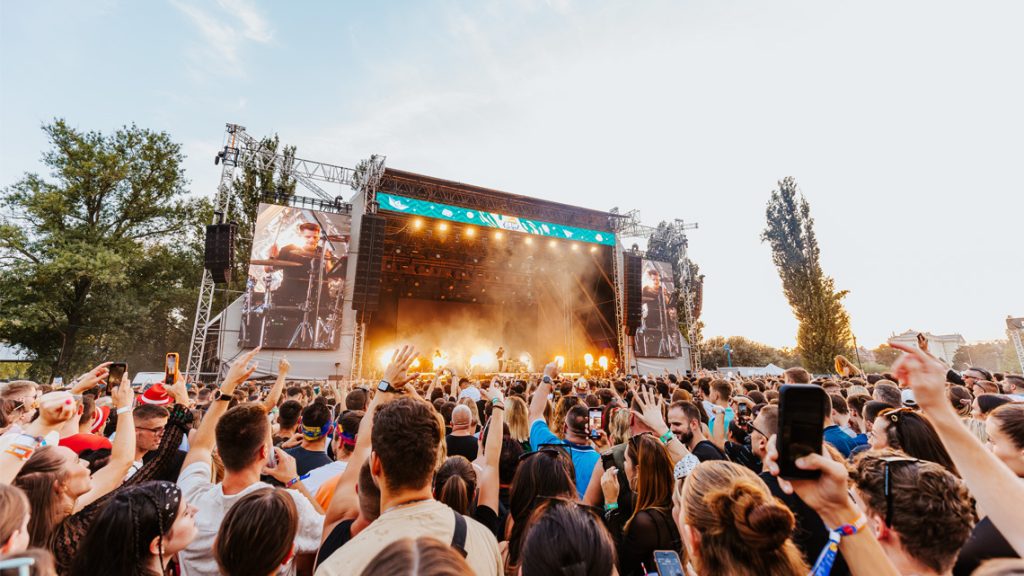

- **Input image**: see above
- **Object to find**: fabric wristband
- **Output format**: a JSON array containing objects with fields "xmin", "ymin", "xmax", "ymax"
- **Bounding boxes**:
[
  {"xmin": 604, "ymin": 502, "xmax": 619, "ymax": 512},
  {"xmin": 659, "ymin": 430, "xmax": 674, "ymax": 444},
  {"xmin": 810, "ymin": 513, "xmax": 868, "ymax": 576},
  {"xmin": 286, "ymin": 473, "xmax": 310, "ymax": 488},
  {"xmin": 116, "ymin": 406, "xmax": 132, "ymax": 415}
]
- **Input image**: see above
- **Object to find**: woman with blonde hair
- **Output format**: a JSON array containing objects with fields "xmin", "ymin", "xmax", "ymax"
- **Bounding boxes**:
[
  {"xmin": 504, "ymin": 396, "xmax": 531, "ymax": 452},
  {"xmin": 675, "ymin": 460, "xmax": 808, "ymax": 576},
  {"xmin": 606, "ymin": 405, "xmax": 632, "ymax": 446}
]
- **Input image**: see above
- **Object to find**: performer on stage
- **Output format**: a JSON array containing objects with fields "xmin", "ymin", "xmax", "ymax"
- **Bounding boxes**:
[
  {"xmin": 272, "ymin": 222, "xmax": 335, "ymax": 306},
  {"xmin": 496, "ymin": 346, "xmax": 505, "ymax": 372},
  {"xmin": 641, "ymin": 266, "xmax": 680, "ymax": 357}
]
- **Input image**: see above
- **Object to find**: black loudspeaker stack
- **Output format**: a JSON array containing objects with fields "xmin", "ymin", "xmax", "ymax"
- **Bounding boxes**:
[
  {"xmin": 353, "ymin": 214, "xmax": 386, "ymax": 312},
  {"xmin": 204, "ymin": 223, "xmax": 237, "ymax": 284},
  {"xmin": 623, "ymin": 253, "xmax": 643, "ymax": 334}
]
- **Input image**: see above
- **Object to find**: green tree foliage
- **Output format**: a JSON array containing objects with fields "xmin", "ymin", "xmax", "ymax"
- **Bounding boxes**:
[
  {"xmin": 952, "ymin": 340, "xmax": 1019, "ymax": 373},
  {"xmin": 699, "ymin": 336, "xmax": 802, "ymax": 369},
  {"xmin": 871, "ymin": 344, "xmax": 901, "ymax": 367},
  {"xmin": 226, "ymin": 134, "xmax": 297, "ymax": 285},
  {"xmin": 761, "ymin": 177, "xmax": 853, "ymax": 373},
  {"xmin": 0, "ymin": 120, "xmax": 208, "ymax": 379}
]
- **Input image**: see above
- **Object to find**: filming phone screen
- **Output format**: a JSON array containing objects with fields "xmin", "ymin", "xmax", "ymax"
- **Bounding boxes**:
[
  {"xmin": 777, "ymin": 384, "xmax": 826, "ymax": 479},
  {"xmin": 165, "ymin": 353, "xmax": 178, "ymax": 385},
  {"xmin": 588, "ymin": 408, "xmax": 603, "ymax": 438},
  {"xmin": 107, "ymin": 363, "xmax": 127, "ymax": 390},
  {"xmin": 653, "ymin": 550, "xmax": 685, "ymax": 576}
]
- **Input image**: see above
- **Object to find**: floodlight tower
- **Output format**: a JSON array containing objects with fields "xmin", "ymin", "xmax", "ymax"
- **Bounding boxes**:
[{"xmin": 1008, "ymin": 316, "xmax": 1024, "ymax": 373}]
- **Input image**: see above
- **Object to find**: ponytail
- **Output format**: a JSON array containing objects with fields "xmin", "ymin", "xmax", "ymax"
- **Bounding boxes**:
[
  {"xmin": 434, "ymin": 456, "xmax": 477, "ymax": 516},
  {"xmin": 440, "ymin": 474, "xmax": 470, "ymax": 515}
]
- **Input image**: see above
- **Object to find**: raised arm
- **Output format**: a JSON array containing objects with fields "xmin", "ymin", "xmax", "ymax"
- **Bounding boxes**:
[
  {"xmin": 180, "ymin": 348, "xmax": 260, "ymax": 471},
  {"xmin": 322, "ymin": 345, "xmax": 417, "ymax": 537},
  {"xmin": 262, "ymin": 357, "xmax": 290, "ymax": 414},
  {"xmin": 891, "ymin": 341, "xmax": 1024, "ymax": 555},
  {"xmin": 478, "ymin": 384, "xmax": 505, "ymax": 513},
  {"xmin": 76, "ymin": 377, "xmax": 136, "ymax": 511},
  {"xmin": 1, "ymin": 392, "xmax": 76, "ymax": 485},
  {"xmin": 529, "ymin": 362, "xmax": 559, "ymax": 422}
]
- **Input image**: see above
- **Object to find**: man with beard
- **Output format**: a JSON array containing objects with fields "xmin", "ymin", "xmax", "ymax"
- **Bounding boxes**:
[{"xmin": 667, "ymin": 400, "xmax": 726, "ymax": 462}]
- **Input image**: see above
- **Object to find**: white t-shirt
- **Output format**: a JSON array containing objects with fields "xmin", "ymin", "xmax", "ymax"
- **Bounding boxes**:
[
  {"xmin": 459, "ymin": 386, "xmax": 482, "ymax": 402},
  {"xmin": 177, "ymin": 461, "xmax": 325, "ymax": 576},
  {"xmin": 315, "ymin": 499, "xmax": 501, "ymax": 576},
  {"xmin": 304, "ymin": 460, "xmax": 348, "ymax": 495}
]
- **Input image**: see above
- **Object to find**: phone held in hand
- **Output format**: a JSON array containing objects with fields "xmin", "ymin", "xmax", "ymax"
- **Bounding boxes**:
[
  {"xmin": 600, "ymin": 451, "xmax": 616, "ymax": 472},
  {"xmin": 107, "ymin": 363, "xmax": 128, "ymax": 391},
  {"xmin": 653, "ymin": 550, "xmax": 685, "ymax": 576},
  {"xmin": 165, "ymin": 353, "xmax": 179, "ymax": 386},
  {"xmin": 266, "ymin": 414, "xmax": 278, "ymax": 468},
  {"xmin": 777, "ymin": 384, "xmax": 827, "ymax": 479},
  {"xmin": 588, "ymin": 407, "xmax": 603, "ymax": 439}
]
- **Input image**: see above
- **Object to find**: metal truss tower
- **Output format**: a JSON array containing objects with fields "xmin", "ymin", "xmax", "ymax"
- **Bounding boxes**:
[
  {"xmin": 184, "ymin": 123, "xmax": 384, "ymax": 381},
  {"xmin": 1008, "ymin": 316, "xmax": 1024, "ymax": 373}
]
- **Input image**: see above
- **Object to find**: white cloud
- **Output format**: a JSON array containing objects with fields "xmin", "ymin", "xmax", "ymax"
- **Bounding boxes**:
[{"xmin": 170, "ymin": 0, "xmax": 272, "ymax": 76}]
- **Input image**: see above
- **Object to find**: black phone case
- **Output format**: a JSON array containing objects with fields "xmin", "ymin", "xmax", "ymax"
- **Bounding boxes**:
[{"xmin": 777, "ymin": 384, "xmax": 825, "ymax": 479}]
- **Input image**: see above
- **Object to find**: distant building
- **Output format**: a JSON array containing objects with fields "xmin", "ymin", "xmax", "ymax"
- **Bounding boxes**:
[{"xmin": 888, "ymin": 330, "xmax": 966, "ymax": 366}]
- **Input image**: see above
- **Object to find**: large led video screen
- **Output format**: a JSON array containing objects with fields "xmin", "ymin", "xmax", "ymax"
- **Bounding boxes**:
[
  {"xmin": 634, "ymin": 259, "xmax": 684, "ymax": 358},
  {"xmin": 239, "ymin": 203, "xmax": 351, "ymax": 350}
]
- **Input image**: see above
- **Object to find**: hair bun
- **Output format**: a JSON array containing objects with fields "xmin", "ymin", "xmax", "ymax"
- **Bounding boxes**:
[{"xmin": 707, "ymin": 480, "xmax": 794, "ymax": 550}]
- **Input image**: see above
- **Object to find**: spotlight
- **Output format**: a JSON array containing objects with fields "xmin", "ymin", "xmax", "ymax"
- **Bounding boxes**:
[
  {"xmin": 584, "ymin": 353, "xmax": 594, "ymax": 368},
  {"xmin": 494, "ymin": 231, "xmax": 504, "ymax": 240},
  {"xmin": 571, "ymin": 243, "xmax": 579, "ymax": 251},
  {"xmin": 438, "ymin": 222, "xmax": 448, "ymax": 232},
  {"xmin": 412, "ymin": 218, "xmax": 424, "ymax": 230},
  {"xmin": 524, "ymin": 237, "xmax": 533, "ymax": 245},
  {"xmin": 590, "ymin": 245, "xmax": 598, "ymax": 253},
  {"xmin": 465, "ymin": 227, "xmax": 475, "ymax": 237},
  {"xmin": 598, "ymin": 356, "xmax": 609, "ymax": 370},
  {"xmin": 548, "ymin": 240, "xmax": 557, "ymax": 248}
]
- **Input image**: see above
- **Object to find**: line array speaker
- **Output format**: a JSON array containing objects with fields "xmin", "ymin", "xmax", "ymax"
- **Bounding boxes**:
[
  {"xmin": 204, "ymin": 223, "xmax": 236, "ymax": 284},
  {"xmin": 624, "ymin": 253, "xmax": 643, "ymax": 334},
  {"xmin": 353, "ymin": 214, "xmax": 386, "ymax": 312}
]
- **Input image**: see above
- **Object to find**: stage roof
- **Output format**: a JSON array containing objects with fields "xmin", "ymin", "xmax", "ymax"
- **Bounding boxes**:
[{"xmin": 380, "ymin": 168, "xmax": 626, "ymax": 232}]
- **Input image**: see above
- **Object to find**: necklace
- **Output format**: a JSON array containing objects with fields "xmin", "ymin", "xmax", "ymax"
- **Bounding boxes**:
[{"xmin": 382, "ymin": 497, "xmax": 433, "ymax": 516}]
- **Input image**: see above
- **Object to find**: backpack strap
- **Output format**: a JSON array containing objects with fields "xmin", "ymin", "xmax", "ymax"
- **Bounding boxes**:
[{"xmin": 451, "ymin": 510, "xmax": 469, "ymax": 558}]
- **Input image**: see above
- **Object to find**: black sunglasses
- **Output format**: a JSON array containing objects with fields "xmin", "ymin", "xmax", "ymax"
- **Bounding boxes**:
[
  {"xmin": 879, "ymin": 455, "xmax": 920, "ymax": 527},
  {"xmin": 518, "ymin": 446, "xmax": 566, "ymax": 462}
]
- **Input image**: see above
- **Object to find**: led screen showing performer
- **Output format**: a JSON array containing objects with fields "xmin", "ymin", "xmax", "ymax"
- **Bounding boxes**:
[
  {"xmin": 634, "ymin": 259, "xmax": 683, "ymax": 358},
  {"xmin": 239, "ymin": 203, "xmax": 351, "ymax": 350}
]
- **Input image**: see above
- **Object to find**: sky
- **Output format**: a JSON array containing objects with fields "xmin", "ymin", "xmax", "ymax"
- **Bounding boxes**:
[{"xmin": 2, "ymin": 1, "xmax": 1021, "ymax": 349}]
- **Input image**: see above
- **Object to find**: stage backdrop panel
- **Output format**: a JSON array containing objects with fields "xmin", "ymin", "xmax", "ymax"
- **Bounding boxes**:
[
  {"xmin": 633, "ymin": 259, "xmax": 684, "ymax": 359},
  {"xmin": 239, "ymin": 203, "xmax": 351, "ymax": 350}
]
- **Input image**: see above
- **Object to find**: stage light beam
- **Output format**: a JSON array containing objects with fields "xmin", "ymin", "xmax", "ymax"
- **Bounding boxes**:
[
  {"xmin": 412, "ymin": 218, "xmax": 424, "ymax": 230},
  {"xmin": 465, "ymin": 227, "xmax": 475, "ymax": 237},
  {"xmin": 438, "ymin": 222, "xmax": 449, "ymax": 232},
  {"xmin": 584, "ymin": 353, "xmax": 594, "ymax": 368},
  {"xmin": 598, "ymin": 356, "xmax": 609, "ymax": 370},
  {"xmin": 554, "ymin": 355, "xmax": 565, "ymax": 369}
]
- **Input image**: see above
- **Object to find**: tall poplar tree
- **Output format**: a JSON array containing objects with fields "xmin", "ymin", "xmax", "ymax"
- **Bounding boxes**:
[{"xmin": 761, "ymin": 177, "xmax": 852, "ymax": 373}]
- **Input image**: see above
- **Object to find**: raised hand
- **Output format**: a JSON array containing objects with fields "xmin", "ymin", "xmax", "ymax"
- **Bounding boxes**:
[
  {"xmin": 224, "ymin": 347, "xmax": 261, "ymax": 393},
  {"xmin": 889, "ymin": 341, "xmax": 948, "ymax": 413},
  {"xmin": 601, "ymin": 466, "xmax": 621, "ymax": 503},
  {"xmin": 764, "ymin": 434, "xmax": 858, "ymax": 528},
  {"xmin": 278, "ymin": 357, "xmax": 291, "ymax": 375},
  {"xmin": 168, "ymin": 371, "xmax": 189, "ymax": 406},
  {"xmin": 111, "ymin": 375, "xmax": 135, "ymax": 409},
  {"xmin": 543, "ymin": 361, "xmax": 560, "ymax": 381},
  {"xmin": 27, "ymin": 392, "xmax": 77, "ymax": 432},
  {"xmin": 72, "ymin": 362, "xmax": 112, "ymax": 394},
  {"xmin": 383, "ymin": 344, "xmax": 419, "ymax": 388},
  {"xmin": 632, "ymin": 385, "xmax": 669, "ymax": 437}
]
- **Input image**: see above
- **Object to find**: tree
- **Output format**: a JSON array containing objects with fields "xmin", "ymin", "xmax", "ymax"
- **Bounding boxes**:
[
  {"xmin": 0, "ymin": 120, "xmax": 208, "ymax": 379},
  {"xmin": 952, "ymin": 340, "xmax": 1018, "ymax": 373},
  {"xmin": 698, "ymin": 335, "xmax": 802, "ymax": 369},
  {"xmin": 872, "ymin": 344, "xmax": 901, "ymax": 367},
  {"xmin": 761, "ymin": 177, "xmax": 853, "ymax": 373}
]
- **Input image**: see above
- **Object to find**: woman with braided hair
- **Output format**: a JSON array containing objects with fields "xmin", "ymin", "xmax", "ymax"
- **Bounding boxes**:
[{"xmin": 67, "ymin": 481, "xmax": 197, "ymax": 576}]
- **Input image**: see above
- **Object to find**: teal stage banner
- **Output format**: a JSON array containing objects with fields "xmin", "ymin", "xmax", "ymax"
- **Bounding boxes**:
[{"xmin": 377, "ymin": 192, "xmax": 616, "ymax": 246}]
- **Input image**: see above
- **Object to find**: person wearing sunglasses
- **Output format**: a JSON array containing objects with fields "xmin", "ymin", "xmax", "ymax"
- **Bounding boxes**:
[
  {"xmin": 527, "ymin": 362, "xmax": 600, "ymax": 499},
  {"xmin": 849, "ymin": 449, "xmax": 974, "ymax": 575},
  {"xmin": 869, "ymin": 406, "xmax": 958, "ymax": 474}
]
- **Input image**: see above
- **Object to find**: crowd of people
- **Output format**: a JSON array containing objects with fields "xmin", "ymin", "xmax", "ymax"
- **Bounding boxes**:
[{"xmin": 1, "ymin": 343, "xmax": 1023, "ymax": 575}]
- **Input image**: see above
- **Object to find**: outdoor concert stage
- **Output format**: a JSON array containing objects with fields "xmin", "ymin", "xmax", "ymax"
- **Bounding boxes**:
[{"xmin": 205, "ymin": 168, "xmax": 691, "ymax": 381}]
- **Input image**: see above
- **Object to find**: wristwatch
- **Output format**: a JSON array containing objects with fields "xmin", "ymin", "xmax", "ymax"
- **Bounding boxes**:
[
  {"xmin": 542, "ymin": 376, "xmax": 553, "ymax": 384},
  {"xmin": 377, "ymin": 380, "xmax": 397, "ymax": 393},
  {"xmin": 213, "ymin": 390, "xmax": 232, "ymax": 402}
]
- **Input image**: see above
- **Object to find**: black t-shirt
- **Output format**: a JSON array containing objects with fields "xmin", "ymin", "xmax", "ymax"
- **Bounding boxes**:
[
  {"xmin": 691, "ymin": 440, "xmax": 727, "ymax": 462},
  {"xmin": 759, "ymin": 472, "xmax": 850, "ymax": 576},
  {"xmin": 285, "ymin": 446, "xmax": 333, "ymax": 476},
  {"xmin": 954, "ymin": 516, "xmax": 1019, "ymax": 576},
  {"xmin": 473, "ymin": 504, "xmax": 501, "ymax": 538},
  {"xmin": 446, "ymin": 434, "xmax": 479, "ymax": 462},
  {"xmin": 316, "ymin": 519, "xmax": 353, "ymax": 570}
]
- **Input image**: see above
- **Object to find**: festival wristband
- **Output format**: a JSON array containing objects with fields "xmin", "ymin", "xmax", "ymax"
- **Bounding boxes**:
[
  {"xmin": 491, "ymin": 396, "xmax": 502, "ymax": 405},
  {"xmin": 810, "ymin": 513, "xmax": 868, "ymax": 576},
  {"xmin": 286, "ymin": 473, "xmax": 310, "ymax": 488},
  {"xmin": 492, "ymin": 404, "xmax": 504, "ymax": 411},
  {"xmin": 116, "ymin": 406, "xmax": 132, "ymax": 415},
  {"xmin": 604, "ymin": 502, "xmax": 619, "ymax": 512},
  {"xmin": 4, "ymin": 443, "xmax": 36, "ymax": 461},
  {"xmin": 659, "ymin": 430, "xmax": 675, "ymax": 444}
]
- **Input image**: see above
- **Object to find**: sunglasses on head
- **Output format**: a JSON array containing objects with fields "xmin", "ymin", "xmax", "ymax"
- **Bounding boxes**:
[
  {"xmin": 878, "ymin": 455, "xmax": 920, "ymax": 527},
  {"xmin": 878, "ymin": 407, "xmax": 914, "ymax": 423},
  {"xmin": 519, "ymin": 445, "xmax": 568, "ymax": 462}
]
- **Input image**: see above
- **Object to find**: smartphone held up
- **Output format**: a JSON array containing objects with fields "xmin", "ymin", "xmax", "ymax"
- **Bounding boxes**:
[
  {"xmin": 776, "ymin": 384, "xmax": 827, "ymax": 479},
  {"xmin": 107, "ymin": 362, "xmax": 128, "ymax": 391}
]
